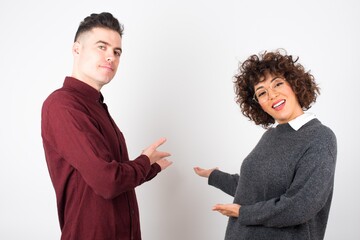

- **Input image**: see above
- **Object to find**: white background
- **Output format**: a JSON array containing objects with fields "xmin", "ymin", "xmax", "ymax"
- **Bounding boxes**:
[{"xmin": 1, "ymin": 0, "xmax": 359, "ymax": 239}]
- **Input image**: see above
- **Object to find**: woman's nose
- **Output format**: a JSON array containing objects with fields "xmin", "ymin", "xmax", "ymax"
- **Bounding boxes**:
[{"xmin": 268, "ymin": 88, "xmax": 279, "ymax": 100}]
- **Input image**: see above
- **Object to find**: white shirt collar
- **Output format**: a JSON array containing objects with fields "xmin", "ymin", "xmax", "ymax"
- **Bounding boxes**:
[{"xmin": 288, "ymin": 112, "xmax": 316, "ymax": 131}]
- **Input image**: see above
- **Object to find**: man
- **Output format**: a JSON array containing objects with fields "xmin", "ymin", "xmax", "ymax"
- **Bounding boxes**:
[{"xmin": 41, "ymin": 12, "xmax": 172, "ymax": 240}]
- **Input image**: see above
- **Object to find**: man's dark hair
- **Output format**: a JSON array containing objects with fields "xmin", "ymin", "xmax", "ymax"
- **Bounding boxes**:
[{"xmin": 74, "ymin": 12, "xmax": 124, "ymax": 42}]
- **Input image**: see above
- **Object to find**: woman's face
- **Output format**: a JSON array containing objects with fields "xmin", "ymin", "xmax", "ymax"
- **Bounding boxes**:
[{"xmin": 254, "ymin": 72, "xmax": 303, "ymax": 124}]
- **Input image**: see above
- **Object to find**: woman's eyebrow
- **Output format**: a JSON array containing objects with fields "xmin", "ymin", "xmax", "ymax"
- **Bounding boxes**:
[{"xmin": 254, "ymin": 76, "xmax": 282, "ymax": 91}]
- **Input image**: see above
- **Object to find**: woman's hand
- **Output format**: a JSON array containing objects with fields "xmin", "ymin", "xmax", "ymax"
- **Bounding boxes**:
[
  {"xmin": 193, "ymin": 166, "xmax": 218, "ymax": 178},
  {"xmin": 212, "ymin": 203, "xmax": 241, "ymax": 217}
]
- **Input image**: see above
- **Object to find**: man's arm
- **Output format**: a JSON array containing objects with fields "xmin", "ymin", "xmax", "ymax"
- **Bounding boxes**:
[{"xmin": 42, "ymin": 97, "xmax": 170, "ymax": 199}]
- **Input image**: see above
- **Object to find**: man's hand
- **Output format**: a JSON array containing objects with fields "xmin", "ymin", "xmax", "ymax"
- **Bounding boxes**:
[
  {"xmin": 142, "ymin": 138, "xmax": 172, "ymax": 167},
  {"xmin": 193, "ymin": 166, "xmax": 218, "ymax": 178},
  {"xmin": 155, "ymin": 159, "xmax": 173, "ymax": 170},
  {"xmin": 212, "ymin": 203, "xmax": 241, "ymax": 217}
]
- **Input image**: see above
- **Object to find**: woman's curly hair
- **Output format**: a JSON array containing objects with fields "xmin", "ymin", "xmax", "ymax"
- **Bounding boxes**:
[{"xmin": 234, "ymin": 49, "xmax": 320, "ymax": 128}]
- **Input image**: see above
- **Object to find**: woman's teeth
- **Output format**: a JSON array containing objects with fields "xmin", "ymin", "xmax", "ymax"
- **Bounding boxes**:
[{"xmin": 273, "ymin": 100, "xmax": 285, "ymax": 108}]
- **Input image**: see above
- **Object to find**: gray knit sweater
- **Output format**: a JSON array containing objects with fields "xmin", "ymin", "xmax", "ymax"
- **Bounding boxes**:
[{"xmin": 209, "ymin": 119, "xmax": 337, "ymax": 240}]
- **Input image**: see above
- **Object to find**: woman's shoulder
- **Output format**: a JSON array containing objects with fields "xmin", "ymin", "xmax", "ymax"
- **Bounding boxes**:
[
  {"xmin": 304, "ymin": 119, "xmax": 336, "ymax": 139},
  {"xmin": 302, "ymin": 119, "xmax": 337, "ymax": 157}
]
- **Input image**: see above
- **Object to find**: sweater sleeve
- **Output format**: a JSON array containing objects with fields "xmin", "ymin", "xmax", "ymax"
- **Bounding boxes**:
[
  {"xmin": 208, "ymin": 170, "xmax": 239, "ymax": 197},
  {"xmin": 42, "ymin": 97, "xmax": 154, "ymax": 200},
  {"xmin": 238, "ymin": 133, "xmax": 337, "ymax": 227}
]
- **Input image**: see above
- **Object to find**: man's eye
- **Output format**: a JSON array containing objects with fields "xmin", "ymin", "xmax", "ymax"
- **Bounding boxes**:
[
  {"xmin": 99, "ymin": 45, "xmax": 106, "ymax": 50},
  {"xmin": 114, "ymin": 51, "xmax": 121, "ymax": 56}
]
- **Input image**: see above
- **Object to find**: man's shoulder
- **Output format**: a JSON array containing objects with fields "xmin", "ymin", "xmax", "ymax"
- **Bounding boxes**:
[{"xmin": 42, "ymin": 87, "xmax": 85, "ymax": 112}]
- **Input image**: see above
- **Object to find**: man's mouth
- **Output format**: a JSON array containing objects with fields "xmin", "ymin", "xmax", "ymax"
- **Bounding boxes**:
[
  {"xmin": 272, "ymin": 100, "xmax": 286, "ymax": 109},
  {"xmin": 100, "ymin": 65, "xmax": 114, "ymax": 71}
]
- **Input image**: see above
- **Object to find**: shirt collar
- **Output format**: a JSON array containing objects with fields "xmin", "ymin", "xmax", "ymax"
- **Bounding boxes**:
[
  {"xmin": 288, "ymin": 112, "xmax": 316, "ymax": 131},
  {"xmin": 63, "ymin": 76, "xmax": 103, "ymax": 102}
]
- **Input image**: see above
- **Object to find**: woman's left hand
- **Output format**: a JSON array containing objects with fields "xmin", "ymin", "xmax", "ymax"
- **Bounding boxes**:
[{"xmin": 212, "ymin": 203, "xmax": 241, "ymax": 217}]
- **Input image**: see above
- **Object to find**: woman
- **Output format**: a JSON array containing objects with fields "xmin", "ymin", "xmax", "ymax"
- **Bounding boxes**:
[{"xmin": 194, "ymin": 49, "xmax": 337, "ymax": 240}]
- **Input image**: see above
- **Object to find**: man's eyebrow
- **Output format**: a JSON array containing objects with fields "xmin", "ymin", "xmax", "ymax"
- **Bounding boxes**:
[{"xmin": 96, "ymin": 40, "xmax": 122, "ymax": 53}]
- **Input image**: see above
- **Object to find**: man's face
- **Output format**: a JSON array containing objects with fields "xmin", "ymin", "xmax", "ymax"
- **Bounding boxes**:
[{"xmin": 73, "ymin": 27, "xmax": 122, "ymax": 91}]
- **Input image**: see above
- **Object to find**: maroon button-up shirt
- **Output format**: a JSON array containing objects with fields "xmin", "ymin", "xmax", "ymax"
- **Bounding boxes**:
[{"xmin": 41, "ymin": 77, "xmax": 161, "ymax": 240}]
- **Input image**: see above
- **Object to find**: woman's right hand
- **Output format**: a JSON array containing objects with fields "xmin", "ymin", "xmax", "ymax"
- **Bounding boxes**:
[{"xmin": 193, "ymin": 166, "xmax": 218, "ymax": 178}]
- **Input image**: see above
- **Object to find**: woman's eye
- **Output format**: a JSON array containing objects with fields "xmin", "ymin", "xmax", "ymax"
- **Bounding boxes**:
[
  {"xmin": 257, "ymin": 91, "xmax": 267, "ymax": 98},
  {"xmin": 274, "ymin": 81, "xmax": 284, "ymax": 88}
]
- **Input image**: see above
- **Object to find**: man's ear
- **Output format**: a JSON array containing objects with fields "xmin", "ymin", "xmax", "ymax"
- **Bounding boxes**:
[{"xmin": 72, "ymin": 41, "xmax": 80, "ymax": 55}]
